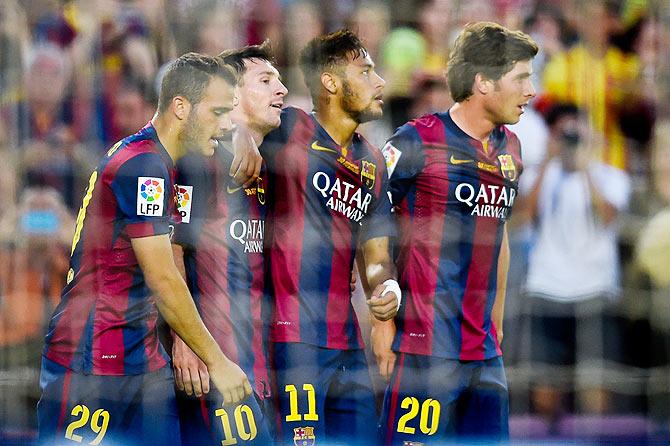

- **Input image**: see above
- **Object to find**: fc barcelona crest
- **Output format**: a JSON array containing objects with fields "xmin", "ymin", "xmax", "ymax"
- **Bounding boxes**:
[
  {"xmin": 256, "ymin": 177, "xmax": 265, "ymax": 205},
  {"xmin": 293, "ymin": 426, "xmax": 316, "ymax": 446},
  {"xmin": 361, "ymin": 160, "xmax": 376, "ymax": 188},
  {"xmin": 497, "ymin": 154, "xmax": 517, "ymax": 181}
]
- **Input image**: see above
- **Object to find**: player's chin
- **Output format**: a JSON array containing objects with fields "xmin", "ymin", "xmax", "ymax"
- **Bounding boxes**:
[{"xmin": 358, "ymin": 106, "xmax": 384, "ymax": 123}]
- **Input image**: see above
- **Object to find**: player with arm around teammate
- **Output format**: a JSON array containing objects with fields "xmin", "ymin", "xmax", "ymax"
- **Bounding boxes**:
[
  {"xmin": 376, "ymin": 22, "xmax": 538, "ymax": 444},
  {"xmin": 260, "ymin": 29, "xmax": 400, "ymax": 446},
  {"xmin": 170, "ymin": 41, "xmax": 288, "ymax": 446},
  {"xmin": 37, "ymin": 53, "xmax": 252, "ymax": 446}
]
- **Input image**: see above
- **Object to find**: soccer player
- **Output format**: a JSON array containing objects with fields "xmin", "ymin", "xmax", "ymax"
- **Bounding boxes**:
[
  {"xmin": 260, "ymin": 30, "xmax": 399, "ymax": 446},
  {"xmin": 170, "ymin": 41, "xmax": 287, "ymax": 445},
  {"xmin": 376, "ymin": 22, "xmax": 538, "ymax": 444},
  {"xmin": 37, "ymin": 53, "xmax": 253, "ymax": 446}
]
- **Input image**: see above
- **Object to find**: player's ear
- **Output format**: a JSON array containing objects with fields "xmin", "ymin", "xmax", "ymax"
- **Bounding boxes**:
[
  {"xmin": 474, "ymin": 73, "xmax": 493, "ymax": 95},
  {"xmin": 321, "ymin": 72, "xmax": 338, "ymax": 95},
  {"xmin": 233, "ymin": 86, "xmax": 240, "ymax": 108},
  {"xmin": 172, "ymin": 95, "xmax": 191, "ymax": 120}
]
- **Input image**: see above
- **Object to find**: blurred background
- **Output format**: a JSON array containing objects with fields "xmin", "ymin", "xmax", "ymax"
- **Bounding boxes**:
[{"xmin": 1, "ymin": 0, "xmax": 670, "ymax": 444}]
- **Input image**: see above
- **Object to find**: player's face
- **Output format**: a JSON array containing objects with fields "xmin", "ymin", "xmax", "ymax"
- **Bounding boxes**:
[
  {"xmin": 181, "ymin": 76, "xmax": 235, "ymax": 156},
  {"xmin": 235, "ymin": 58, "xmax": 288, "ymax": 136},
  {"xmin": 340, "ymin": 52, "xmax": 386, "ymax": 124},
  {"xmin": 487, "ymin": 59, "xmax": 536, "ymax": 125}
]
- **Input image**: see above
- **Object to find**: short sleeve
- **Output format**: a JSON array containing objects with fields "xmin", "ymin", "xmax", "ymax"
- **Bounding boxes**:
[
  {"xmin": 360, "ymin": 162, "xmax": 395, "ymax": 243},
  {"xmin": 111, "ymin": 152, "xmax": 172, "ymax": 238},
  {"xmin": 383, "ymin": 123, "xmax": 425, "ymax": 205},
  {"xmin": 260, "ymin": 107, "xmax": 302, "ymax": 170},
  {"xmin": 172, "ymin": 152, "xmax": 217, "ymax": 248},
  {"xmin": 591, "ymin": 164, "xmax": 631, "ymax": 211}
]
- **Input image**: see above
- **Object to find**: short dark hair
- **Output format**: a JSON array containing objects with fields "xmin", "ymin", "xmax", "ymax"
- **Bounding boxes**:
[
  {"xmin": 447, "ymin": 22, "xmax": 538, "ymax": 102},
  {"xmin": 157, "ymin": 52, "xmax": 237, "ymax": 113},
  {"xmin": 218, "ymin": 40, "xmax": 277, "ymax": 81},
  {"xmin": 299, "ymin": 29, "xmax": 367, "ymax": 98},
  {"xmin": 545, "ymin": 102, "xmax": 580, "ymax": 128}
]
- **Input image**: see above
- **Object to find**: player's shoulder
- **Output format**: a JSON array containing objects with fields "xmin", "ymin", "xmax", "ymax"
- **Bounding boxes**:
[
  {"xmin": 393, "ymin": 113, "xmax": 447, "ymax": 144},
  {"xmin": 499, "ymin": 125, "xmax": 522, "ymax": 153},
  {"xmin": 264, "ymin": 106, "xmax": 313, "ymax": 148},
  {"xmin": 102, "ymin": 132, "xmax": 168, "ymax": 182},
  {"xmin": 280, "ymin": 106, "xmax": 312, "ymax": 131}
]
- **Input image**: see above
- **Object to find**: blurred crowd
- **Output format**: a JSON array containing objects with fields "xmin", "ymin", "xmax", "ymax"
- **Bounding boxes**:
[{"xmin": 2, "ymin": 0, "xmax": 670, "ymax": 440}]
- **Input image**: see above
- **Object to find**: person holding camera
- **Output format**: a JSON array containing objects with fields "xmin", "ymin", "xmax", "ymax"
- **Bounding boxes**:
[{"xmin": 517, "ymin": 103, "xmax": 631, "ymax": 426}]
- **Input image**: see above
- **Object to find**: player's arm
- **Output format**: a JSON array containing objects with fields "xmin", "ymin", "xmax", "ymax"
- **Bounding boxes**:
[
  {"xmin": 358, "ymin": 237, "xmax": 398, "ymax": 382},
  {"xmin": 361, "ymin": 236, "xmax": 399, "ymax": 321},
  {"xmin": 132, "ymin": 234, "xmax": 252, "ymax": 405},
  {"xmin": 229, "ymin": 124, "xmax": 262, "ymax": 187},
  {"xmin": 492, "ymin": 224, "xmax": 510, "ymax": 345},
  {"xmin": 170, "ymin": 243, "xmax": 210, "ymax": 398}
]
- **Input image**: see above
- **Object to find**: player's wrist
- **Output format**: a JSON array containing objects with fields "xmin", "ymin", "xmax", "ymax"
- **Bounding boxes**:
[{"xmin": 382, "ymin": 279, "xmax": 401, "ymax": 311}]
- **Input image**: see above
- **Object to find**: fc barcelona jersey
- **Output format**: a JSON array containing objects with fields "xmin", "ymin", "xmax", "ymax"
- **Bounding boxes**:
[
  {"xmin": 43, "ymin": 123, "xmax": 175, "ymax": 375},
  {"xmin": 261, "ymin": 107, "xmax": 394, "ymax": 350},
  {"xmin": 172, "ymin": 146, "xmax": 270, "ymax": 397},
  {"xmin": 383, "ymin": 111, "xmax": 522, "ymax": 360}
]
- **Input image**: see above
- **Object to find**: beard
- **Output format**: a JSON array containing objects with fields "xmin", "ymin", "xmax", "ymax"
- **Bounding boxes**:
[
  {"xmin": 342, "ymin": 80, "xmax": 383, "ymax": 124},
  {"xmin": 178, "ymin": 110, "xmax": 202, "ymax": 153}
]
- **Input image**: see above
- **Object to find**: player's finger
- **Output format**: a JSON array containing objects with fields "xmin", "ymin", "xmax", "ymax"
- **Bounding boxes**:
[
  {"xmin": 192, "ymin": 369, "xmax": 203, "ymax": 397},
  {"xmin": 243, "ymin": 380, "xmax": 253, "ymax": 398},
  {"xmin": 244, "ymin": 157, "xmax": 260, "ymax": 188},
  {"xmin": 229, "ymin": 152, "xmax": 243, "ymax": 178},
  {"xmin": 174, "ymin": 367, "xmax": 184, "ymax": 391},
  {"xmin": 234, "ymin": 386, "xmax": 246, "ymax": 404},
  {"xmin": 200, "ymin": 368, "xmax": 210, "ymax": 395},
  {"xmin": 222, "ymin": 389, "xmax": 234, "ymax": 407},
  {"xmin": 234, "ymin": 155, "xmax": 252, "ymax": 186},
  {"xmin": 182, "ymin": 369, "xmax": 194, "ymax": 396}
]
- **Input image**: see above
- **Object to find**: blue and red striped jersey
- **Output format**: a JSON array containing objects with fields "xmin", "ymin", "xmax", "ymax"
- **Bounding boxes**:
[
  {"xmin": 172, "ymin": 146, "xmax": 270, "ymax": 397},
  {"xmin": 261, "ymin": 107, "xmax": 394, "ymax": 350},
  {"xmin": 43, "ymin": 123, "xmax": 175, "ymax": 375},
  {"xmin": 383, "ymin": 111, "xmax": 522, "ymax": 360}
]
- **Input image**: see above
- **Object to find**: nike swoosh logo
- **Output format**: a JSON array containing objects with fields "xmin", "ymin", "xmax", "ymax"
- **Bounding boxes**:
[
  {"xmin": 450, "ymin": 155, "xmax": 474, "ymax": 165},
  {"xmin": 226, "ymin": 185, "xmax": 243, "ymax": 194},
  {"xmin": 311, "ymin": 141, "xmax": 338, "ymax": 154}
]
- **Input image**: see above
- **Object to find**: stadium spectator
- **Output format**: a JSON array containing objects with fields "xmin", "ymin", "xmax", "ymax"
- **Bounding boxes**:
[{"xmin": 520, "ymin": 103, "xmax": 631, "ymax": 424}]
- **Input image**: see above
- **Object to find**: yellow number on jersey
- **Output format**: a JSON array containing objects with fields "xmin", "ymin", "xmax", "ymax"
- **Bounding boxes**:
[
  {"xmin": 215, "ymin": 404, "xmax": 258, "ymax": 446},
  {"xmin": 64, "ymin": 404, "xmax": 110, "ymax": 444},
  {"xmin": 284, "ymin": 383, "xmax": 319, "ymax": 422},
  {"xmin": 396, "ymin": 397, "xmax": 441, "ymax": 436},
  {"xmin": 70, "ymin": 171, "xmax": 98, "ymax": 256}
]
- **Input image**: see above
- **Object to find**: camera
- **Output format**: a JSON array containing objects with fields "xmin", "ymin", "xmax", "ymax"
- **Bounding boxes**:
[{"xmin": 560, "ymin": 129, "xmax": 580, "ymax": 149}]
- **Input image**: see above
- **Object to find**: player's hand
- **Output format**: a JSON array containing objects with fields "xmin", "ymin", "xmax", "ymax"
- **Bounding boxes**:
[
  {"xmin": 172, "ymin": 335, "xmax": 210, "ymax": 397},
  {"xmin": 209, "ymin": 357, "xmax": 253, "ymax": 406},
  {"xmin": 367, "ymin": 282, "xmax": 399, "ymax": 321},
  {"xmin": 350, "ymin": 270, "xmax": 357, "ymax": 293},
  {"xmin": 371, "ymin": 320, "xmax": 396, "ymax": 382},
  {"xmin": 231, "ymin": 124, "xmax": 262, "ymax": 188}
]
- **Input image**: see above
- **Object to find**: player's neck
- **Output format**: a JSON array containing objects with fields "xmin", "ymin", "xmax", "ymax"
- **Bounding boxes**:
[
  {"xmin": 151, "ymin": 114, "xmax": 184, "ymax": 162},
  {"xmin": 313, "ymin": 108, "xmax": 358, "ymax": 148},
  {"xmin": 449, "ymin": 101, "xmax": 495, "ymax": 143}
]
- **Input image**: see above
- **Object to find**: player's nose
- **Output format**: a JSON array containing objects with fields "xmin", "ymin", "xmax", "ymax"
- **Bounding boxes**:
[{"xmin": 276, "ymin": 80, "xmax": 288, "ymax": 97}]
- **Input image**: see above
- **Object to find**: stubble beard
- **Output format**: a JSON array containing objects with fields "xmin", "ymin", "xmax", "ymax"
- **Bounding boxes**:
[{"xmin": 342, "ymin": 80, "xmax": 382, "ymax": 124}]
